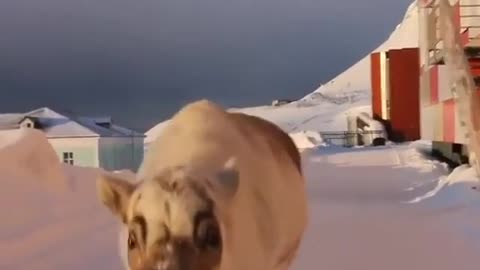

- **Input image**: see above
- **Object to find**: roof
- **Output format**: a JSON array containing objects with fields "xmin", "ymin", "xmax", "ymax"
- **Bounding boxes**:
[
  {"xmin": 0, "ymin": 114, "xmax": 24, "ymax": 130},
  {"xmin": 0, "ymin": 107, "xmax": 144, "ymax": 138}
]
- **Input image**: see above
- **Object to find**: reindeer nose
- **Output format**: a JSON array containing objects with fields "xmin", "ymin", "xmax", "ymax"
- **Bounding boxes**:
[
  {"xmin": 154, "ymin": 259, "xmax": 173, "ymax": 270},
  {"xmin": 149, "ymin": 242, "xmax": 175, "ymax": 270},
  {"xmin": 153, "ymin": 252, "xmax": 169, "ymax": 269}
]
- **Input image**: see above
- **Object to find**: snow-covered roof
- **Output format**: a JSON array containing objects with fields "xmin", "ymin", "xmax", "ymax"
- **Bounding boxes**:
[
  {"xmin": 0, "ymin": 107, "xmax": 144, "ymax": 138},
  {"xmin": 0, "ymin": 113, "xmax": 25, "ymax": 130}
]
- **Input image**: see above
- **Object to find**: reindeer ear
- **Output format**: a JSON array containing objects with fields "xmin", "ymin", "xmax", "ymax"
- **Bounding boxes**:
[
  {"xmin": 96, "ymin": 172, "xmax": 135, "ymax": 223},
  {"xmin": 208, "ymin": 157, "xmax": 240, "ymax": 200}
]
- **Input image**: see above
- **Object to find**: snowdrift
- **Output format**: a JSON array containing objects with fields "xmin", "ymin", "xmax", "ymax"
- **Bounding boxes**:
[
  {"xmin": 289, "ymin": 130, "xmax": 325, "ymax": 151},
  {"xmin": 0, "ymin": 129, "xmax": 122, "ymax": 270},
  {"xmin": 396, "ymin": 140, "xmax": 480, "ymax": 209},
  {"xmin": 0, "ymin": 129, "xmax": 67, "ymax": 193},
  {"xmin": 408, "ymin": 165, "xmax": 480, "ymax": 208}
]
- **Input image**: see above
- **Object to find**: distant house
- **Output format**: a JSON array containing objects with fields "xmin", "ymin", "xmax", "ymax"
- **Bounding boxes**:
[{"xmin": 0, "ymin": 107, "xmax": 145, "ymax": 171}]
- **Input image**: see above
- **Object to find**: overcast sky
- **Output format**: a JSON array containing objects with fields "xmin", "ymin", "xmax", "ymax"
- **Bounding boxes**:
[{"xmin": 0, "ymin": 0, "xmax": 412, "ymax": 131}]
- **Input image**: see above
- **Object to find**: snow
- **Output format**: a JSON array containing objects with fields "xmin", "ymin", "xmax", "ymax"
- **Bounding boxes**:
[
  {"xmin": 3, "ymin": 2, "xmax": 480, "ymax": 270},
  {"xmin": 357, "ymin": 112, "xmax": 384, "ymax": 132},
  {"xmin": 217, "ymin": 1, "xmax": 418, "ymax": 138},
  {"xmin": 291, "ymin": 143, "xmax": 480, "ymax": 270},
  {"xmin": 0, "ymin": 129, "xmax": 124, "ymax": 270},
  {"xmin": 145, "ymin": 97, "xmax": 370, "ymax": 142},
  {"xmin": 408, "ymin": 164, "xmax": 480, "ymax": 206},
  {"xmin": 289, "ymin": 130, "xmax": 325, "ymax": 150},
  {"xmin": 0, "ymin": 128, "xmax": 25, "ymax": 148},
  {"xmin": 3, "ymin": 125, "xmax": 480, "ymax": 270},
  {"xmin": 301, "ymin": 1, "xmax": 418, "ymax": 101},
  {"xmin": 0, "ymin": 107, "xmax": 143, "ymax": 138},
  {"xmin": 229, "ymin": 101, "xmax": 372, "ymax": 133},
  {"xmin": 0, "ymin": 129, "xmax": 67, "ymax": 193},
  {"xmin": 146, "ymin": 2, "xmax": 418, "ymax": 143}
]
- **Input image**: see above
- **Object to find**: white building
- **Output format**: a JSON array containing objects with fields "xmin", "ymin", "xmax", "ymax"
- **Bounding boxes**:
[{"xmin": 0, "ymin": 107, "xmax": 145, "ymax": 171}]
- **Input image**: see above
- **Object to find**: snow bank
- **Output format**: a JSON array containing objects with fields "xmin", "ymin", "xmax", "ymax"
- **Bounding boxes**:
[
  {"xmin": 0, "ymin": 129, "xmax": 122, "ymax": 270},
  {"xmin": 289, "ymin": 130, "xmax": 325, "ymax": 150},
  {"xmin": 0, "ymin": 128, "xmax": 67, "ymax": 193},
  {"xmin": 400, "ymin": 140, "xmax": 480, "ymax": 208},
  {"xmin": 397, "ymin": 140, "xmax": 449, "ymax": 173},
  {"xmin": 408, "ymin": 165, "xmax": 480, "ymax": 207}
]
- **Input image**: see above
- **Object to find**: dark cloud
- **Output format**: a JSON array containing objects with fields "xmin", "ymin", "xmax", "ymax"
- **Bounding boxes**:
[{"xmin": 0, "ymin": 0, "xmax": 412, "ymax": 131}]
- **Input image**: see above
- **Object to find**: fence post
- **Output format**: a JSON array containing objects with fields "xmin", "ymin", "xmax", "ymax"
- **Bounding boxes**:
[{"xmin": 347, "ymin": 115, "xmax": 358, "ymax": 146}]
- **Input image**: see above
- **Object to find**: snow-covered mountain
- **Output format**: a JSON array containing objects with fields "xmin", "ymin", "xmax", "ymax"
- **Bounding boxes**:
[
  {"xmin": 301, "ymin": 1, "xmax": 419, "ymax": 102},
  {"xmin": 146, "ymin": 2, "xmax": 419, "ymax": 143},
  {"xmin": 6, "ymin": 3, "xmax": 480, "ymax": 270}
]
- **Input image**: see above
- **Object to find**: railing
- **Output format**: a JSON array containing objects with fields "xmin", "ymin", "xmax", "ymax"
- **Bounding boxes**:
[
  {"xmin": 320, "ymin": 130, "xmax": 386, "ymax": 147},
  {"xmin": 459, "ymin": 3, "xmax": 480, "ymax": 47},
  {"xmin": 423, "ymin": 0, "xmax": 480, "ymax": 58}
]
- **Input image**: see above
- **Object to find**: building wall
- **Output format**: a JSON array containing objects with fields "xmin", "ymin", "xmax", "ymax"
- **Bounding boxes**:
[
  {"xmin": 370, "ymin": 48, "xmax": 420, "ymax": 142},
  {"xmin": 47, "ymin": 137, "xmax": 99, "ymax": 167},
  {"xmin": 133, "ymin": 136, "xmax": 145, "ymax": 171},
  {"xmin": 99, "ymin": 137, "xmax": 144, "ymax": 172},
  {"xmin": 418, "ymin": 0, "xmax": 478, "ymax": 165},
  {"xmin": 459, "ymin": 0, "xmax": 480, "ymax": 44},
  {"xmin": 419, "ymin": 61, "xmax": 478, "ymax": 145},
  {"xmin": 421, "ymin": 104, "xmax": 437, "ymax": 140},
  {"xmin": 388, "ymin": 48, "xmax": 421, "ymax": 141}
]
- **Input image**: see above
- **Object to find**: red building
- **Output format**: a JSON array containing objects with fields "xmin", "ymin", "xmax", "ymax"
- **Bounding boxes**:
[
  {"xmin": 418, "ymin": 0, "xmax": 480, "ymax": 165},
  {"xmin": 369, "ymin": 0, "xmax": 480, "ymax": 165},
  {"xmin": 370, "ymin": 48, "xmax": 421, "ymax": 142}
]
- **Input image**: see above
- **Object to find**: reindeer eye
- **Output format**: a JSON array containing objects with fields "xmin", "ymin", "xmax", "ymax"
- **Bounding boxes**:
[
  {"xmin": 194, "ymin": 212, "xmax": 221, "ymax": 250},
  {"xmin": 204, "ymin": 224, "xmax": 220, "ymax": 248},
  {"xmin": 128, "ymin": 231, "xmax": 137, "ymax": 250}
]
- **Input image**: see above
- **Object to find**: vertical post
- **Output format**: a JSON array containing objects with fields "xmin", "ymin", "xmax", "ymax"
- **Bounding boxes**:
[
  {"xmin": 438, "ymin": 0, "xmax": 480, "ymax": 176},
  {"xmin": 347, "ymin": 115, "xmax": 358, "ymax": 146}
]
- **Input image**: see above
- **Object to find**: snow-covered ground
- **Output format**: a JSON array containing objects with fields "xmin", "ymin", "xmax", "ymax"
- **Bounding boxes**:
[
  {"xmin": 3, "ymin": 1, "xmax": 480, "ymax": 269},
  {"xmin": 2, "ymin": 128, "xmax": 480, "ymax": 269},
  {"xmin": 0, "ymin": 129, "xmax": 124, "ymax": 270},
  {"xmin": 292, "ymin": 143, "xmax": 480, "ymax": 270}
]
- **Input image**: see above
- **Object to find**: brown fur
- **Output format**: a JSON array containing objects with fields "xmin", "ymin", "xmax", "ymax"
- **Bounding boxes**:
[
  {"xmin": 228, "ymin": 112, "xmax": 302, "ymax": 175},
  {"xmin": 97, "ymin": 100, "xmax": 308, "ymax": 270}
]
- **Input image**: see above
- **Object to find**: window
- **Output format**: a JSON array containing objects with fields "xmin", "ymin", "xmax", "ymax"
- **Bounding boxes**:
[{"xmin": 63, "ymin": 152, "xmax": 74, "ymax": 165}]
